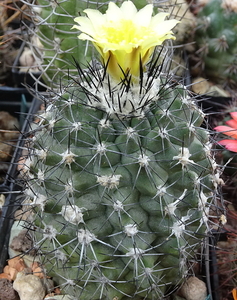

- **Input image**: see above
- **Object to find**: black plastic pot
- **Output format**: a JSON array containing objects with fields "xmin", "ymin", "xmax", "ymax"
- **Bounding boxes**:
[
  {"xmin": 0, "ymin": 86, "xmax": 34, "ymax": 186},
  {"xmin": 0, "ymin": 185, "xmax": 21, "ymax": 272},
  {"xmin": 4, "ymin": 97, "xmax": 43, "ymax": 186},
  {"xmin": 202, "ymin": 231, "xmax": 221, "ymax": 300},
  {"xmin": 0, "ymin": 86, "xmax": 33, "ymax": 127},
  {"xmin": 0, "ymin": 97, "xmax": 43, "ymax": 272}
]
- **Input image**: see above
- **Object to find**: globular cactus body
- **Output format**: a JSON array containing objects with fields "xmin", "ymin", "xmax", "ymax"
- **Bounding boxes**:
[
  {"xmin": 22, "ymin": 70, "xmax": 219, "ymax": 299},
  {"xmin": 194, "ymin": 0, "xmax": 237, "ymax": 87},
  {"xmin": 19, "ymin": 1, "xmax": 221, "ymax": 299}
]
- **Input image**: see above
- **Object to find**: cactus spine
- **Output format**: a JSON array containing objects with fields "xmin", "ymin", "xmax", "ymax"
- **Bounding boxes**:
[{"xmin": 19, "ymin": 1, "xmax": 222, "ymax": 299}]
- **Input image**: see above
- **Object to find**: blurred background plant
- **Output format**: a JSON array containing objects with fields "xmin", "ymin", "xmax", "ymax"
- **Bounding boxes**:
[
  {"xmin": 0, "ymin": 0, "xmax": 33, "ymax": 86},
  {"xmin": 189, "ymin": 0, "xmax": 237, "ymax": 95},
  {"xmin": 214, "ymin": 208, "xmax": 237, "ymax": 300},
  {"xmin": 214, "ymin": 108, "xmax": 237, "ymax": 300}
]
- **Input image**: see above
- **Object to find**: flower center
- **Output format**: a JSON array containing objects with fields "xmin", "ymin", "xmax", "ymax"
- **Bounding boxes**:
[{"xmin": 100, "ymin": 19, "xmax": 152, "ymax": 49}]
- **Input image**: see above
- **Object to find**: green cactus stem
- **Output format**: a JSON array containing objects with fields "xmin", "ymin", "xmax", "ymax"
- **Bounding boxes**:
[{"xmin": 18, "ymin": 62, "xmax": 223, "ymax": 299}]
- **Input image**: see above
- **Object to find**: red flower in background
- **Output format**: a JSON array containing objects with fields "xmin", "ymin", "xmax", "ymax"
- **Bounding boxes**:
[{"xmin": 214, "ymin": 112, "xmax": 237, "ymax": 152}]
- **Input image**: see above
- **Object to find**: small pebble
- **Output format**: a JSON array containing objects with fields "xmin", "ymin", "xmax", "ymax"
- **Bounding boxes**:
[
  {"xmin": 0, "ymin": 194, "xmax": 5, "ymax": 210},
  {"xmin": 44, "ymin": 296, "xmax": 74, "ymax": 300},
  {"xmin": 192, "ymin": 77, "xmax": 210, "ymax": 95},
  {"xmin": 10, "ymin": 229, "xmax": 34, "ymax": 254},
  {"xmin": 13, "ymin": 273, "xmax": 46, "ymax": 300},
  {"xmin": 9, "ymin": 221, "xmax": 36, "ymax": 258},
  {"xmin": 0, "ymin": 278, "xmax": 20, "ymax": 300},
  {"xmin": 179, "ymin": 276, "xmax": 207, "ymax": 300}
]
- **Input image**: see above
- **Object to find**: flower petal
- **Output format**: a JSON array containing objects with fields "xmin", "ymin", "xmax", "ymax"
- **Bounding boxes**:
[
  {"xmin": 140, "ymin": 36, "xmax": 166, "ymax": 53},
  {"xmin": 153, "ymin": 19, "xmax": 180, "ymax": 36},
  {"xmin": 73, "ymin": 17, "xmax": 96, "ymax": 36},
  {"xmin": 78, "ymin": 33, "xmax": 96, "ymax": 42},
  {"xmin": 218, "ymin": 139, "xmax": 237, "ymax": 152},
  {"xmin": 120, "ymin": 1, "xmax": 138, "ymax": 19},
  {"xmin": 150, "ymin": 12, "xmax": 169, "ymax": 26},
  {"xmin": 226, "ymin": 119, "xmax": 237, "ymax": 129},
  {"xmin": 134, "ymin": 4, "xmax": 153, "ymax": 26},
  {"xmin": 84, "ymin": 8, "xmax": 106, "ymax": 29},
  {"xmin": 214, "ymin": 125, "xmax": 237, "ymax": 139},
  {"xmin": 230, "ymin": 112, "xmax": 237, "ymax": 122},
  {"xmin": 106, "ymin": 2, "xmax": 123, "ymax": 22}
]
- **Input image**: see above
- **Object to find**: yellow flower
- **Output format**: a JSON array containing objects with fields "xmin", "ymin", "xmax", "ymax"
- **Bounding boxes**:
[{"xmin": 73, "ymin": 1, "xmax": 179, "ymax": 82}]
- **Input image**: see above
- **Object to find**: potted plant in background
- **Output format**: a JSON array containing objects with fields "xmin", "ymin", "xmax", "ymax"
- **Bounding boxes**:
[
  {"xmin": 0, "ymin": 0, "xmax": 41, "ymax": 185},
  {"xmin": 188, "ymin": 0, "xmax": 236, "ymax": 115}
]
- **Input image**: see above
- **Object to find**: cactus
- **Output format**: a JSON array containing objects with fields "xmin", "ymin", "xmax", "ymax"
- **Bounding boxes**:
[
  {"xmin": 193, "ymin": 0, "xmax": 237, "ymax": 88},
  {"xmin": 18, "ymin": 1, "xmax": 222, "ymax": 299}
]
